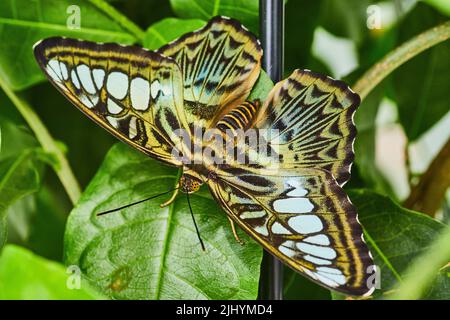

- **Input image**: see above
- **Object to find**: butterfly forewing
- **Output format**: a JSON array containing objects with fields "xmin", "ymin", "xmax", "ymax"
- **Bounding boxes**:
[
  {"xmin": 253, "ymin": 69, "xmax": 359, "ymax": 186},
  {"xmin": 208, "ymin": 167, "xmax": 374, "ymax": 296},
  {"xmin": 157, "ymin": 16, "xmax": 262, "ymax": 129},
  {"xmin": 34, "ymin": 37, "xmax": 189, "ymax": 166}
]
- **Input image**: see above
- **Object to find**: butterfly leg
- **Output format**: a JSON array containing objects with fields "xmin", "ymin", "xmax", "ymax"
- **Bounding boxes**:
[
  {"xmin": 228, "ymin": 217, "xmax": 245, "ymax": 245},
  {"xmin": 160, "ymin": 183, "xmax": 179, "ymax": 208}
]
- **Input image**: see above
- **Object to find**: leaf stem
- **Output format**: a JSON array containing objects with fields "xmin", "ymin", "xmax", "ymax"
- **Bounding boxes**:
[
  {"xmin": 87, "ymin": 0, "xmax": 145, "ymax": 42},
  {"xmin": 353, "ymin": 20, "xmax": 450, "ymax": 100},
  {"xmin": 0, "ymin": 77, "xmax": 81, "ymax": 205},
  {"xmin": 390, "ymin": 226, "xmax": 450, "ymax": 300}
]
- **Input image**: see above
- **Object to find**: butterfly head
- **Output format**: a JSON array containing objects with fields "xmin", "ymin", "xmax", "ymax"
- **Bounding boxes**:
[{"xmin": 180, "ymin": 172, "xmax": 203, "ymax": 194}]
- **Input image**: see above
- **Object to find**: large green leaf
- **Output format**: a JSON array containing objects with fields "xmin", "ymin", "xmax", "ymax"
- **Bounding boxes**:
[
  {"xmin": 0, "ymin": 0, "xmax": 136, "ymax": 90},
  {"xmin": 394, "ymin": 4, "xmax": 450, "ymax": 141},
  {"xmin": 0, "ymin": 244, "xmax": 103, "ymax": 299},
  {"xmin": 64, "ymin": 143, "xmax": 263, "ymax": 299},
  {"xmin": 424, "ymin": 0, "xmax": 450, "ymax": 16},
  {"xmin": 349, "ymin": 189, "xmax": 449, "ymax": 299},
  {"xmin": 169, "ymin": 0, "xmax": 259, "ymax": 33}
]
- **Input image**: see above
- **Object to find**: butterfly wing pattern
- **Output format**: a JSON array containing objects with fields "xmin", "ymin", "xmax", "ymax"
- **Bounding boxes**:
[
  {"xmin": 209, "ymin": 166, "xmax": 374, "ymax": 295},
  {"xmin": 34, "ymin": 37, "xmax": 189, "ymax": 166},
  {"xmin": 34, "ymin": 16, "xmax": 375, "ymax": 296},
  {"xmin": 157, "ymin": 16, "xmax": 262, "ymax": 130},
  {"xmin": 253, "ymin": 69, "xmax": 359, "ymax": 186}
]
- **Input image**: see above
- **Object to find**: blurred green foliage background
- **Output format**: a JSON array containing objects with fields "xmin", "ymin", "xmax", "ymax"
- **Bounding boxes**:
[{"xmin": 0, "ymin": 0, "xmax": 449, "ymax": 300}]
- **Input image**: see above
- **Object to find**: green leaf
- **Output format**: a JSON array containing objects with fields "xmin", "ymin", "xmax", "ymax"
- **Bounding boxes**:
[
  {"xmin": 0, "ymin": 95, "xmax": 39, "ymax": 161},
  {"xmin": 143, "ymin": 17, "xmax": 206, "ymax": 50},
  {"xmin": 285, "ymin": 0, "xmax": 321, "ymax": 75},
  {"xmin": 9, "ymin": 186, "xmax": 68, "ymax": 261},
  {"xmin": 169, "ymin": 0, "xmax": 259, "ymax": 33},
  {"xmin": 394, "ymin": 4, "xmax": 450, "ymax": 141},
  {"xmin": 0, "ymin": 150, "xmax": 42, "ymax": 250},
  {"xmin": 319, "ymin": 0, "xmax": 371, "ymax": 45},
  {"xmin": 248, "ymin": 70, "xmax": 273, "ymax": 102},
  {"xmin": 0, "ymin": 244, "xmax": 103, "ymax": 299},
  {"xmin": 64, "ymin": 143, "xmax": 264, "ymax": 300},
  {"xmin": 391, "ymin": 225, "xmax": 450, "ymax": 299},
  {"xmin": 349, "ymin": 189, "xmax": 448, "ymax": 299},
  {"xmin": 0, "ymin": 0, "xmax": 136, "ymax": 90}
]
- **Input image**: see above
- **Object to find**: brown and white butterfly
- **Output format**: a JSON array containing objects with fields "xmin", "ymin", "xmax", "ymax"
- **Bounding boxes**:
[{"xmin": 34, "ymin": 16, "xmax": 376, "ymax": 296}]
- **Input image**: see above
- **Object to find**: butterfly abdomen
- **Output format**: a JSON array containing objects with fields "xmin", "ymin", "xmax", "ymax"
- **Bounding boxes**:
[{"xmin": 217, "ymin": 100, "xmax": 260, "ymax": 134}]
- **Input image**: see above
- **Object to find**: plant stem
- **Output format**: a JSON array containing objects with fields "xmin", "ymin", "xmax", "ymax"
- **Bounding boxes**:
[
  {"xmin": 0, "ymin": 77, "xmax": 81, "ymax": 205},
  {"xmin": 403, "ymin": 137, "xmax": 450, "ymax": 216},
  {"xmin": 390, "ymin": 226, "xmax": 450, "ymax": 300},
  {"xmin": 88, "ymin": 0, "xmax": 145, "ymax": 42},
  {"xmin": 353, "ymin": 20, "xmax": 450, "ymax": 100}
]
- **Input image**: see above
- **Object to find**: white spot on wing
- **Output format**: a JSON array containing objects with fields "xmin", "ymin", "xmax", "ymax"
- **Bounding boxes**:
[
  {"xmin": 314, "ymin": 273, "xmax": 339, "ymax": 287},
  {"xmin": 59, "ymin": 62, "xmax": 68, "ymax": 80},
  {"xmin": 150, "ymin": 79, "xmax": 161, "ymax": 99},
  {"xmin": 93, "ymin": 68, "xmax": 105, "ymax": 90},
  {"xmin": 129, "ymin": 117, "xmax": 137, "ymax": 139},
  {"xmin": 303, "ymin": 234, "xmax": 330, "ymax": 246},
  {"xmin": 271, "ymin": 222, "xmax": 291, "ymax": 235},
  {"xmin": 254, "ymin": 225, "xmax": 269, "ymax": 236},
  {"xmin": 71, "ymin": 69, "xmax": 80, "ymax": 89},
  {"xmin": 46, "ymin": 59, "xmax": 62, "ymax": 82},
  {"xmin": 130, "ymin": 77, "xmax": 150, "ymax": 111},
  {"xmin": 107, "ymin": 72, "xmax": 129, "ymax": 100},
  {"xmin": 273, "ymin": 197, "xmax": 314, "ymax": 213},
  {"xmin": 296, "ymin": 242, "xmax": 336, "ymax": 260},
  {"xmin": 107, "ymin": 98, "xmax": 123, "ymax": 114},
  {"xmin": 287, "ymin": 215, "xmax": 323, "ymax": 234},
  {"xmin": 317, "ymin": 267, "xmax": 346, "ymax": 285},
  {"xmin": 77, "ymin": 64, "xmax": 96, "ymax": 94}
]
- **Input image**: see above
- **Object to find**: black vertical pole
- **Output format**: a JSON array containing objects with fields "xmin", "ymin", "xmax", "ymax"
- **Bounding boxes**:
[{"xmin": 259, "ymin": 0, "xmax": 284, "ymax": 300}]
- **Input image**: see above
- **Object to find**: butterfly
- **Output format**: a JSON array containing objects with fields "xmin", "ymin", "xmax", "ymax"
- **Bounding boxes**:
[{"xmin": 34, "ymin": 16, "xmax": 376, "ymax": 296}]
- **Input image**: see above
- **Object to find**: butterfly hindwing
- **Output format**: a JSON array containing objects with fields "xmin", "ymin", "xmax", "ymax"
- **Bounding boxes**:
[
  {"xmin": 253, "ymin": 69, "xmax": 359, "ymax": 186},
  {"xmin": 34, "ymin": 37, "xmax": 189, "ymax": 166},
  {"xmin": 208, "ymin": 167, "xmax": 374, "ymax": 296},
  {"xmin": 157, "ymin": 16, "xmax": 262, "ymax": 129}
]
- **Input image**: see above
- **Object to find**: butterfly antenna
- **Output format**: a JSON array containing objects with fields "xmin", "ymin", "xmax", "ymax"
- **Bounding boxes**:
[
  {"xmin": 97, "ymin": 187, "xmax": 179, "ymax": 216},
  {"xmin": 186, "ymin": 193, "xmax": 206, "ymax": 251}
]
